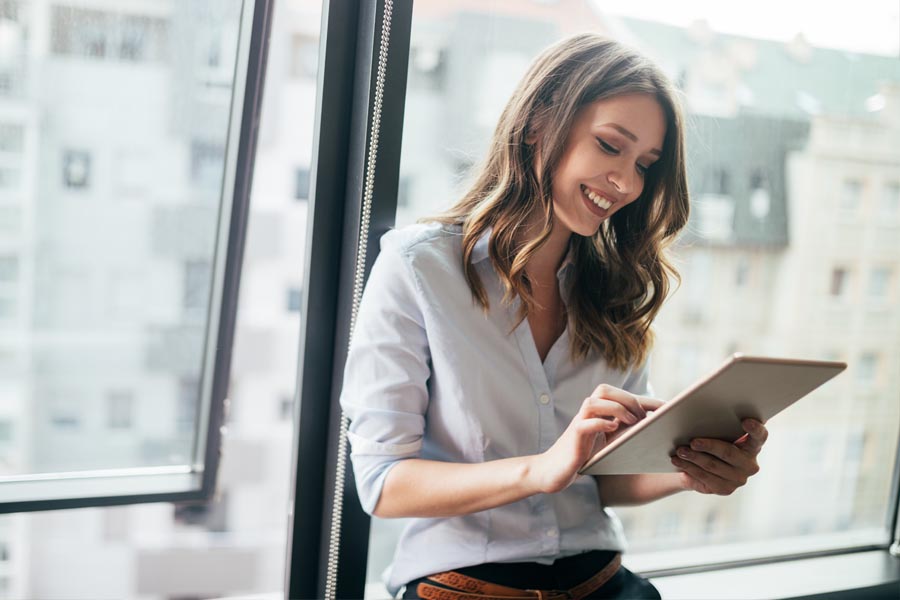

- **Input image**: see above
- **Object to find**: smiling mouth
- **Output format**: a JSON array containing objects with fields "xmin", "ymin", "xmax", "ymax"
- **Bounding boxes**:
[{"xmin": 581, "ymin": 184, "xmax": 614, "ymax": 211}]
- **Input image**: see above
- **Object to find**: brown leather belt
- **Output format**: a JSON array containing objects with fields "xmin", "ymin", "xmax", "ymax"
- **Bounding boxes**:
[{"xmin": 416, "ymin": 553, "xmax": 622, "ymax": 600}]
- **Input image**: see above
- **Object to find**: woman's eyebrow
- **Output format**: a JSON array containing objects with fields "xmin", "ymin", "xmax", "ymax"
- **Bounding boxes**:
[{"xmin": 600, "ymin": 122, "xmax": 662, "ymax": 156}]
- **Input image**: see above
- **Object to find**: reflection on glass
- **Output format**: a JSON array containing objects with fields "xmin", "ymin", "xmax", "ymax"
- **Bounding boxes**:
[{"xmin": 370, "ymin": 0, "xmax": 900, "ymax": 594}]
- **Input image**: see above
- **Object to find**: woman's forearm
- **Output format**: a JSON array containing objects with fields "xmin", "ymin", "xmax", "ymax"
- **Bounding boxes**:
[
  {"xmin": 374, "ymin": 457, "xmax": 543, "ymax": 518},
  {"xmin": 595, "ymin": 473, "xmax": 686, "ymax": 507}
]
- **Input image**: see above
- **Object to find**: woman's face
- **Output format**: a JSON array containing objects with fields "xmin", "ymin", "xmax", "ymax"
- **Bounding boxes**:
[{"xmin": 548, "ymin": 93, "xmax": 666, "ymax": 237}]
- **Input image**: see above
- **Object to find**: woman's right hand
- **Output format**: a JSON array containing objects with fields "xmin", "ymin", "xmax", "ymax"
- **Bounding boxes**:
[{"xmin": 528, "ymin": 384, "xmax": 664, "ymax": 494}]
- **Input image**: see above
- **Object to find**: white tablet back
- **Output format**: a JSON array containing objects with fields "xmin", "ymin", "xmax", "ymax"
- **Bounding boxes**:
[{"xmin": 580, "ymin": 354, "xmax": 846, "ymax": 475}]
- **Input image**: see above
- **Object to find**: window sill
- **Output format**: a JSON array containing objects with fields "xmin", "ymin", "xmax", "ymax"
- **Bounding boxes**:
[{"xmin": 646, "ymin": 549, "xmax": 900, "ymax": 599}]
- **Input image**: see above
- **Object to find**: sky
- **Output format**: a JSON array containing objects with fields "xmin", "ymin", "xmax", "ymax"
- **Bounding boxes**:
[{"xmin": 591, "ymin": 0, "xmax": 900, "ymax": 57}]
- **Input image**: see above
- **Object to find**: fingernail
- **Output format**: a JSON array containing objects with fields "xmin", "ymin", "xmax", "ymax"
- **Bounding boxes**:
[
  {"xmin": 691, "ymin": 440, "xmax": 704, "ymax": 450},
  {"xmin": 677, "ymin": 448, "xmax": 690, "ymax": 458}
]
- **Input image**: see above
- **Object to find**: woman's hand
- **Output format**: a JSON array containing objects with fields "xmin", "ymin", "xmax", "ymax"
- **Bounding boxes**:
[
  {"xmin": 671, "ymin": 418, "xmax": 769, "ymax": 495},
  {"xmin": 529, "ymin": 384, "xmax": 664, "ymax": 494}
]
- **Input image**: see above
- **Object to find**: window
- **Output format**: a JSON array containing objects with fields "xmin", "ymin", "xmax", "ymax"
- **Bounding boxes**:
[
  {"xmin": 286, "ymin": 286, "xmax": 302, "ymax": 312},
  {"xmin": 0, "ymin": 255, "xmax": 17, "ymax": 282},
  {"xmin": 280, "ymin": 395, "xmax": 294, "ymax": 421},
  {"xmin": 856, "ymin": 352, "xmax": 878, "ymax": 388},
  {"xmin": 62, "ymin": 150, "xmax": 91, "ymax": 189},
  {"xmin": 295, "ymin": 167, "xmax": 310, "ymax": 200},
  {"xmin": 1, "ymin": 0, "xmax": 254, "ymax": 519},
  {"xmin": 867, "ymin": 267, "xmax": 891, "ymax": 301},
  {"xmin": 352, "ymin": 4, "xmax": 900, "ymax": 599},
  {"xmin": 177, "ymin": 377, "xmax": 200, "ymax": 436},
  {"xmin": 830, "ymin": 267, "xmax": 849, "ymax": 298},
  {"xmin": 0, "ymin": 123, "xmax": 24, "ymax": 153},
  {"xmin": 51, "ymin": 7, "xmax": 167, "ymax": 62},
  {"xmin": 735, "ymin": 255, "xmax": 749, "ymax": 287},
  {"xmin": 290, "ymin": 33, "xmax": 319, "ymax": 79},
  {"xmin": 191, "ymin": 141, "xmax": 225, "ymax": 189},
  {"xmin": 107, "ymin": 390, "xmax": 134, "ymax": 429},
  {"xmin": 709, "ymin": 167, "xmax": 730, "ymax": 195},
  {"xmin": 840, "ymin": 178, "xmax": 863, "ymax": 212},
  {"xmin": 183, "ymin": 260, "xmax": 211, "ymax": 315},
  {"xmin": 397, "ymin": 176, "xmax": 411, "ymax": 208},
  {"xmin": 881, "ymin": 182, "xmax": 899, "ymax": 219}
]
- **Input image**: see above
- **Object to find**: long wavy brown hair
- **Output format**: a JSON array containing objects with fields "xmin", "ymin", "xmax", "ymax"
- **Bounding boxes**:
[{"xmin": 422, "ymin": 33, "xmax": 690, "ymax": 371}]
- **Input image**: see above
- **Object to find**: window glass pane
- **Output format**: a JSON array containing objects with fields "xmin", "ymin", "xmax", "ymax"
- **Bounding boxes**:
[
  {"xmin": 366, "ymin": 1, "xmax": 900, "ymax": 596},
  {"xmin": 0, "ymin": 0, "xmax": 321, "ymax": 598}
]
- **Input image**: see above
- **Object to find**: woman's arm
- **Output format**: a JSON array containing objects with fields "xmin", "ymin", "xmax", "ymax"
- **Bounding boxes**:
[
  {"xmin": 375, "ymin": 386, "xmax": 662, "ymax": 519},
  {"xmin": 594, "ymin": 473, "xmax": 686, "ymax": 507},
  {"xmin": 374, "ymin": 456, "xmax": 540, "ymax": 518}
]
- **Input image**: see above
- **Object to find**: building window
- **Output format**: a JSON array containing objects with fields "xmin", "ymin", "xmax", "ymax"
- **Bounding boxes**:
[
  {"xmin": 397, "ymin": 176, "xmax": 411, "ymax": 209},
  {"xmin": 867, "ymin": 267, "xmax": 891, "ymax": 301},
  {"xmin": 280, "ymin": 395, "xmax": 294, "ymax": 421},
  {"xmin": 177, "ymin": 377, "xmax": 200, "ymax": 435},
  {"xmin": 290, "ymin": 33, "xmax": 319, "ymax": 79},
  {"xmin": 190, "ymin": 142, "xmax": 224, "ymax": 190},
  {"xmin": 735, "ymin": 255, "xmax": 750, "ymax": 287},
  {"xmin": 840, "ymin": 178, "xmax": 862, "ymax": 212},
  {"xmin": 0, "ymin": 166, "xmax": 21, "ymax": 190},
  {"xmin": 880, "ymin": 182, "xmax": 899, "ymax": 218},
  {"xmin": 107, "ymin": 390, "xmax": 134, "ymax": 429},
  {"xmin": 0, "ymin": 123, "xmax": 24, "ymax": 153},
  {"xmin": 0, "ymin": 255, "xmax": 17, "ymax": 283},
  {"xmin": 709, "ymin": 167, "xmax": 730, "ymax": 195},
  {"xmin": 286, "ymin": 286, "xmax": 302, "ymax": 312},
  {"xmin": 295, "ymin": 167, "xmax": 310, "ymax": 200},
  {"xmin": 63, "ymin": 150, "xmax": 91, "ymax": 189},
  {"xmin": 191, "ymin": 141, "xmax": 225, "ymax": 189},
  {"xmin": 51, "ymin": 7, "xmax": 167, "ymax": 62},
  {"xmin": 50, "ymin": 410, "xmax": 80, "ymax": 429},
  {"xmin": 183, "ymin": 260, "xmax": 211, "ymax": 314},
  {"xmin": 830, "ymin": 267, "xmax": 849, "ymax": 298},
  {"xmin": 0, "ymin": 295, "xmax": 14, "ymax": 320},
  {"xmin": 856, "ymin": 352, "xmax": 878, "ymax": 388}
]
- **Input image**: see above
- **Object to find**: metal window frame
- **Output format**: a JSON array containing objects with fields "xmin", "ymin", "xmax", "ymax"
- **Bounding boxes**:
[
  {"xmin": 0, "ymin": 0, "xmax": 274, "ymax": 513},
  {"xmin": 285, "ymin": 0, "xmax": 413, "ymax": 598}
]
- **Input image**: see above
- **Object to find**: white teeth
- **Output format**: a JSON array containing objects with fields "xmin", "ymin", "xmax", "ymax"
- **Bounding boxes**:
[{"xmin": 582, "ymin": 185, "xmax": 612, "ymax": 210}]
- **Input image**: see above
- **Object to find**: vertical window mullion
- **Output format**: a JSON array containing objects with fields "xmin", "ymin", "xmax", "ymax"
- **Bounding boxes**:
[{"xmin": 286, "ymin": 1, "xmax": 414, "ymax": 599}]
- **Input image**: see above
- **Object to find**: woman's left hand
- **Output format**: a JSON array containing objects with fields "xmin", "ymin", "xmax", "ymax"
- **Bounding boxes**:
[{"xmin": 671, "ymin": 418, "xmax": 768, "ymax": 496}]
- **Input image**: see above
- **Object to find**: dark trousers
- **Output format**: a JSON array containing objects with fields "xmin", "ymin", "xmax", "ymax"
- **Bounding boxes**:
[{"xmin": 401, "ymin": 550, "xmax": 661, "ymax": 599}]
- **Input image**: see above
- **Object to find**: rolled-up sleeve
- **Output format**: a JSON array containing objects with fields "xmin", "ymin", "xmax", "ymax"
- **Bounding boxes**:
[{"xmin": 339, "ymin": 232, "xmax": 432, "ymax": 515}]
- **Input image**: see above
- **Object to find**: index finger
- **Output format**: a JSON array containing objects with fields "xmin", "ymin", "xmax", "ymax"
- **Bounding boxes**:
[
  {"xmin": 637, "ymin": 396, "xmax": 665, "ymax": 412},
  {"xmin": 591, "ymin": 384, "xmax": 646, "ymax": 420}
]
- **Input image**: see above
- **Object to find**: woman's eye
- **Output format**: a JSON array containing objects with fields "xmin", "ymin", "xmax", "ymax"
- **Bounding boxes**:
[
  {"xmin": 636, "ymin": 163, "xmax": 649, "ymax": 176},
  {"xmin": 596, "ymin": 138, "xmax": 619, "ymax": 154}
]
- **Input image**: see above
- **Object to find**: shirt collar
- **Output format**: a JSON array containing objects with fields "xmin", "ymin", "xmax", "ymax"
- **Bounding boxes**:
[{"xmin": 471, "ymin": 225, "xmax": 575, "ymax": 280}]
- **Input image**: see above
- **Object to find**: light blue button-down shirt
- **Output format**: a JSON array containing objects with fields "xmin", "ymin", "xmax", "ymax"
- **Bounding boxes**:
[{"xmin": 340, "ymin": 222, "xmax": 653, "ymax": 595}]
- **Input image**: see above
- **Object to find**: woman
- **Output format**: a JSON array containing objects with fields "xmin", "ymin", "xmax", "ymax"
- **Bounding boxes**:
[{"xmin": 341, "ymin": 33, "xmax": 769, "ymax": 599}]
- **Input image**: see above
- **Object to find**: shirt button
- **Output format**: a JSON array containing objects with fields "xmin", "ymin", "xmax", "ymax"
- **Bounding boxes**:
[
  {"xmin": 539, "ymin": 394, "xmax": 550, "ymax": 405},
  {"xmin": 545, "ymin": 528, "xmax": 558, "ymax": 538}
]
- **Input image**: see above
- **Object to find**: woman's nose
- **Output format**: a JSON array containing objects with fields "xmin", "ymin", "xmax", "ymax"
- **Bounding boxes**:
[{"xmin": 607, "ymin": 168, "xmax": 634, "ymax": 197}]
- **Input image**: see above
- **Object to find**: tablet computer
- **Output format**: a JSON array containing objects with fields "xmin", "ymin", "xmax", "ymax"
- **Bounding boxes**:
[{"xmin": 579, "ymin": 353, "xmax": 847, "ymax": 475}]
